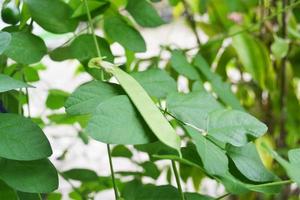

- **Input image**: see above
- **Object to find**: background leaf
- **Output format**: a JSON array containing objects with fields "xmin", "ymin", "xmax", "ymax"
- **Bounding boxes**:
[
  {"xmin": 126, "ymin": 0, "xmax": 164, "ymax": 27},
  {"xmin": 104, "ymin": 11, "xmax": 146, "ymax": 52}
]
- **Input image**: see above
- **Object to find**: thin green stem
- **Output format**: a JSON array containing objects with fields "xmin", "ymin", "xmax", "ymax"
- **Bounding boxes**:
[
  {"xmin": 107, "ymin": 144, "xmax": 119, "ymax": 199},
  {"xmin": 38, "ymin": 194, "xmax": 42, "ymax": 200},
  {"xmin": 83, "ymin": 0, "xmax": 102, "ymax": 58},
  {"xmin": 83, "ymin": 1, "xmax": 119, "ymax": 199},
  {"xmin": 171, "ymin": 160, "xmax": 185, "ymax": 200},
  {"xmin": 18, "ymin": 89, "xmax": 22, "ymax": 115},
  {"xmin": 22, "ymin": 74, "xmax": 31, "ymax": 118}
]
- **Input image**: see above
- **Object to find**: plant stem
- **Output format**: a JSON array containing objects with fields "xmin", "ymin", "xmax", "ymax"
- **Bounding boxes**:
[
  {"xmin": 278, "ymin": 0, "xmax": 288, "ymax": 148},
  {"xmin": 181, "ymin": 0, "xmax": 201, "ymax": 46},
  {"xmin": 83, "ymin": 1, "xmax": 119, "ymax": 199},
  {"xmin": 216, "ymin": 193, "xmax": 230, "ymax": 200},
  {"xmin": 83, "ymin": 0, "xmax": 102, "ymax": 59},
  {"xmin": 107, "ymin": 144, "xmax": 119, "ymax": 199},
  {"xmin": 171, "ymin": 160, "xmax": 185, "ymax": 200}
]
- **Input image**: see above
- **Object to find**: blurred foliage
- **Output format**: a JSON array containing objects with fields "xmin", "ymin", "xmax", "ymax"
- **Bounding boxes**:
[{"xmin": 1, "ymin": 0, "xmax": 300, "ymax": 199}]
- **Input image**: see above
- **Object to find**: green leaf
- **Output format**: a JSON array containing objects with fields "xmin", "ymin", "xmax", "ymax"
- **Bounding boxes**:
[
  {"xmin": 111, "ymin": 145, "xmax": 133, "ymax": 158},
  {"xmin": 0, "ymin": 158, "xmax": 58, "ymax": 193},
  {"xmin": 24, "ymin": 0, "xmax": 78, "ymax": 33},
  {"xmin": 0, "ymin": 74, "xmax": 32, "ymax": 93},
  {"xmin": 288, "ymin": 148, "xmax": 300, "ymax": 164},
  {"xmin": 50, "ymin": 34, "xmax": 113, "ymax": 62},
  {"xmin": 0, "ymin": 113, "xmax": 52, "ymax": 160},
  {"xmin": 0, "ymin": 31, "xmax": 11, "ymax": 54},
  {"xmin": 126, "ymin": 0, "xmax": 164, "ymax": 27},
  {"xmin": 231, "ymin": 27, "xmax": 271, "ymax": 88},
  {"xmin": 17, "ymin": 192, "xmax": 41, "ymax": 200},
  {"xmin": 123, "ymin": 183, "xmax": 213, "ymax": 200},
  {"xmin": 186, "ymin": 126, "xmax": 228, "ymax": 176},
  {"xmin": 65, "ymin": 81, "xmax": 123, "ymax": 115},
  {"xmin": 208, "ymin": 109, "xmax": 268, "ymax": 146},
  {"xmin": 47, "ymin": 113, "xmax": 89, "ymax": 126},
  {"xmin": 46, "ymin": 89, "xmax": 69, "ymax": 109},
  {"xmin": 271, "ymin": 35, "xmax": 289, "ymax": 59},
  {"xmin": 193, "ymin": 53, "xmax": 244, "ymax": 110},
  {"xmin": 3, "ymin": 32, "xmax": 47, "ymax": 64},
  {"xmin": 72, "ymin": 0, "xmax": 109, "ymax": 18},
  {"xmin": 170, "ymin": 50, "xmax": 199, "ymax": 80},
  {"xmin": 131, "ymin": 68, "xmax": 177, "ymax": 99},
  {"xmin": 86, "ymin": 95, "xmax": 156, "ymax": 144},
  {"xmin": 226, "ymin": 142, "xmax": 276, "ymax": 182},
  {"xmin": 109, "ymin": 66, "xmax": 181, "ymax": 151},
  {"xmin": 104, "ymin": 11, "xmax": 146, "ymax": 52},
  {"xmin": 219, "ymin": 172, "xmax": 285, "ymax": 194},
  {"xmin": 123, "ymin": 184, "xmax": 179, "ymax": 200},
  {"xmin": 166, "ymin": 91, "xmax": 223, "ymax": 130},
  {"xmin": 63, "ymin": 168, "xmax": 98, "ymax": 182},
  {"xmin": 0, "ymin": 180, "xmax": 18, "ymax": 200},
  {"xmin": 140, "ymin": 161, "xmax": 160, "ymax": 179},
  {"xmin": 264, "ymin": 147, "xmax": 300, "ymax": 186},
  {"xmin": 185, "ymin": 192, "xmax": 214, "ymax": 200}
]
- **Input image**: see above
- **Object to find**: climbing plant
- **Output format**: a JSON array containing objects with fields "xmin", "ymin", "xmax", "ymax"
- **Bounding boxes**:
[{"xmin": 0, "ymin": 0, "xmax": 300, "ymax": 199}]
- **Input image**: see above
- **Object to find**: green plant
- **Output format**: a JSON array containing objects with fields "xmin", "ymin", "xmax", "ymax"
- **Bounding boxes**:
[{"xmin": 1, "ymin": 0, "xmax": 300, "ymax": 199}]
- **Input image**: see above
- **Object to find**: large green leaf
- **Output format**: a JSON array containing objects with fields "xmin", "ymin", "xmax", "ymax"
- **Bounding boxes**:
[
  {"xmin": 0, "ymin": 113, "xmax": 52, "ymax": 160},
  {"xmin": 86, "ymin": 95, "xmax": 156, "ymax": 144},
  {"xmin": 170, "ymin": 50, "xmax": 199, "ymax": 80},
  {"xmin": 226, "ymin": 143, "xmax": 276, "ymax": 182},
  {"xmin": 0, "ymin": 74, "xmax": 32, "ymax": 93},
  {"xmin": 126, "ymin": 0, "xmax": 164, "ymax": 27},
  {"xmin": 166, "ymin": 91, "xmax": 223, "ymax": 130},
  {"xmin": 3, "ymin": 32, "xmax": 47, "ymax": 64},
  {"xmin": 0, "ymin": 158, "xmax": 58, "ymax": 193},
  {"xmin": 108, "ymin": 66, "xmax": 181, "ymax": 151},
  {"xmin": 24, "ymin": 0, "xmax": 78, "ymax": 33},
  {"xmin": 193, "ymin": 53, "xmax": 243, "ymax": 110},
  {"xmin": 131, "ymin": 68, "xmax": 177, "ymax": 99},
  {"xmin": 65, "ymin": 81, "xmax": 123, "ymax": 115},
  {"xmin": 186, "ymin": 126, "xmax": 228, "ymax": 176},
  {"xmin": 0, "ymin": 32, "xmax": 11, "ymax": 54},
  {"xmin": 50, "ymin": 34, "xmax": 113, "ymax": 62},
  {"xmin": 207, "ymin": 109, "xmax": 268, "ymax": 146},
  {"xmin": 104, "ymin": 11, "xmax": 146, "ymax": 52}
]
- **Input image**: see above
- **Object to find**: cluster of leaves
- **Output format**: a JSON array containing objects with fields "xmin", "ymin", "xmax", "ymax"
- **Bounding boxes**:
[{"xmin": 1, "ymin": 0, "xmax": 300, "ymax": 200}]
